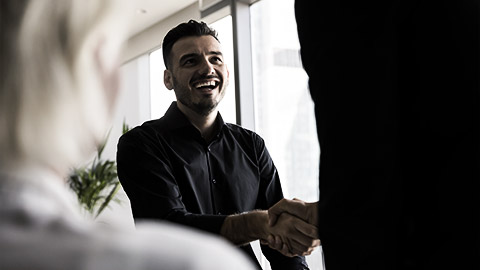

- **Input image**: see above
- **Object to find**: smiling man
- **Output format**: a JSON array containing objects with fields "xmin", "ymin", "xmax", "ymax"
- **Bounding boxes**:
[
  {"xmin": 164, "ymin": 36, "xmax": 225, "ymax": 116},
  {"xmin": 116, "ymin": 20, "xmax": 318, "ymax": 270}
]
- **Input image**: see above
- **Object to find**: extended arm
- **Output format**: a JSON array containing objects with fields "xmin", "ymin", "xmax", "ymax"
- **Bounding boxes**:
[{"xmin": 220, "ymin": 209, "xmax": 319, "ymax": 256}]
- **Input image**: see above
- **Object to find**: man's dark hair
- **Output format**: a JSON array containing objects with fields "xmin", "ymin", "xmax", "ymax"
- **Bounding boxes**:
[{"xmin": 162, "ymin": 20, "xmax": 219, "ymax": 70}]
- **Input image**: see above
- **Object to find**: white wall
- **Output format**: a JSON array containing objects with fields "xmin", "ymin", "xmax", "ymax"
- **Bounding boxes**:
[
  {"xmin": 103, "ymin": 55, "xmax": 151, "ymax": 161},
  {"xmin": 122, "ymin": 3, "xmax": 200, "ymax": 63}
]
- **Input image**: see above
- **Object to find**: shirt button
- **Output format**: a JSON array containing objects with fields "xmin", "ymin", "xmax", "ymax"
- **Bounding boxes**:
[
  {"xmin": 212, "ymin": 179, "xmax": 216, "ymax": 184},
  {"xmin": 217, "ymin": 211, "xmax": 222, "ymax": 215}
]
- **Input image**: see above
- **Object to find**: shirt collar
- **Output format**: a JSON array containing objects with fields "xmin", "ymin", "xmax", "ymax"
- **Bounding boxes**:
[{"xmin": 163, "ymin": 101, "xmax": 226, "ymax": 132}]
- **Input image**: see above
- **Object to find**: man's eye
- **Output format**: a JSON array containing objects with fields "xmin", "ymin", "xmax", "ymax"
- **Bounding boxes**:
[
  {"xmin": 211, "ymin": 57, "xmax": 223, "ymax": 63},
  {"xmin": 183, "ymin": 59, "xmax": 196, "ymax": 66}
]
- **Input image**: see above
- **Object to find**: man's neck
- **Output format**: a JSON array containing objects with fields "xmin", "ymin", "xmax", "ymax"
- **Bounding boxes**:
[{"xmin": 177, "ymin": 102, "xmax": 219, "ymax": 142}]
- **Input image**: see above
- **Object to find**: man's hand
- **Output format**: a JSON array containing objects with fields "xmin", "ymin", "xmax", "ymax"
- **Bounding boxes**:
[
  {"xmin": 263, "ymin": 211, "xmax": 320, "ymax": 257},
  {"xmin": 268, "ymin": 198, "xmax": 319, "ymax": 226},
  {"xmin": 262, "ymin": 198, "xmax": 320, "ymax": 256},
  {"xmin": 220, "ymin": 209, "xmax": 319, "ymax": 257},
  {"xmin": 219, "ymin": 201, "xmax": 320, "ymax": 257}
]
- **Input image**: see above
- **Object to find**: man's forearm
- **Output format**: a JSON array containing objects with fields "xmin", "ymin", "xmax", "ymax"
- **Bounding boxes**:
[{"xmin": 220, "ymin": 210, "xmax": 269, "ymax": 246}]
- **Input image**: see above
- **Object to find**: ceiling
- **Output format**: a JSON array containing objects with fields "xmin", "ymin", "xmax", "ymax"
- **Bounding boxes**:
[{"xmin": 129, "ymin": 0, "xmax": 198, "ymax": 37}]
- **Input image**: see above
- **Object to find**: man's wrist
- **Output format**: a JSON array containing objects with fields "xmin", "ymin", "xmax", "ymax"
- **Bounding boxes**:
[
  {"xmin": 220, "ymin": 210, "xmax": 269, "ymax": 246},
  {"xmin": 244, "ymin": 210, "xmax": 269, "ymax": 240}
]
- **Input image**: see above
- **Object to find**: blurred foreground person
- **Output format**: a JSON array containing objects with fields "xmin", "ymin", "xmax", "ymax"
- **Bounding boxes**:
[{"xmin": 0, "ymin": 1, "xmax": 255, "ymax": 269}]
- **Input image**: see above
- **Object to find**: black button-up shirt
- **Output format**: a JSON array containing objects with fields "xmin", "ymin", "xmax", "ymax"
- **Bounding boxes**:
[{"xmin": 117, "ymin": 102, "xmax": 307, "ymax": 269}]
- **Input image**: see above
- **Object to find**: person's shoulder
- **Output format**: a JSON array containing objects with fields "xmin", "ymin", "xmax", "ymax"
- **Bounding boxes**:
[
  {"xmin": 224, "ymin": 123, "xmax": 262, "ymax": 138},
  {"xmin": 119, "ymin": 118, "xmax": 166, "ymax": 144},
  {"xmin": 224, "ymin": 123, "xmax": 266, "ymax": 145},
  {"xmin": 139, "ymin": 117, "xmax": 169, "ymax": 134},
  {"xmin": 123, "ymin": 221, "xmax": 256, "ymax": 270},
  {"xmin": 0, "ymin": 209, "xmax": 256, "ymax": 270}
]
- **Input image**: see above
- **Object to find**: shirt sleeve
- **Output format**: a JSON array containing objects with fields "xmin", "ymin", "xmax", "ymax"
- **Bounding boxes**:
[
  {"xmin": 253, "ymin": 134, "xmax": 309, "ymax": 270},
  {"xmin": 116, "ymin": 127, "xmax": 227, "ymax": 235}
]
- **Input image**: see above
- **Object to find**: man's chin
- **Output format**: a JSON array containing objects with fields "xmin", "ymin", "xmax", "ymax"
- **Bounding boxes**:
[
  {"xmin": 183, "ymin": 101, "xmax": 218, "ymax": 117},
  {"xmin": 196, "ymin": 103, "xmax": 218, "ymax": 116}
]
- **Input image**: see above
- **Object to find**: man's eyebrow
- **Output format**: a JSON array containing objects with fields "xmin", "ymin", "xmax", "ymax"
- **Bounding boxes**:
[
  {"xmin": 210, "ymin": 51, "xmax": 223, "ymax": 56},
  {"xmin": 180, "ymin": 51, "xmax": 223, "ymax": 59},
  {"xmin": 178, "ymin": 51, "xmax": 223, "ymax": 64},
  {"xmin": 179, "ymin": 53, "xmax": 198, "ymax": 63}
]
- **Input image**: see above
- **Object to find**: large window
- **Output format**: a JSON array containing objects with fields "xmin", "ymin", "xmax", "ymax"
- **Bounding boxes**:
[
  {"xmin": 251, "ymin": 0, "xmax": 322, "ymax": 269},
  {"xmin": 251, "ymin": 0, "xmax": 319, "ymax": 203},
  {"xmin": 149, "ymin": 16, "xmax": 236, "ymax": 123}
]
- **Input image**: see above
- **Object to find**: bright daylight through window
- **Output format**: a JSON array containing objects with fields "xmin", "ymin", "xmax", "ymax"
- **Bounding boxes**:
[
  {"xmin": 251, "ymin": 0, "xmax": 322, "ymax": 268},
  {"xmin": 251, "ymin": 0, "xmax": 319, "ymax": 203}
]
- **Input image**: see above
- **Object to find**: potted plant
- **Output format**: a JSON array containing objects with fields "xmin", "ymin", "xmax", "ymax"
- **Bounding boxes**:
[{"xmin": 68, "ymin": 122, "xmax": 130, "ymax": 218}]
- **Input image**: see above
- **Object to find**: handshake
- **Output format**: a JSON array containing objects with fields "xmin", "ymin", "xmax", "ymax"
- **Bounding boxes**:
[
  {"xmin": 262, "ymin": 198, "xmax": 320, "ymax": 257},
  {"xmin": 220, "ymin": 198, "xmax": 320, "ymax": 257}
]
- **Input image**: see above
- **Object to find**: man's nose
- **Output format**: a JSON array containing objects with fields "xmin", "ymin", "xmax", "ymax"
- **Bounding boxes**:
[{"xmin": 198, "ymin": 58, "xmax": 215, "ymax": 75}]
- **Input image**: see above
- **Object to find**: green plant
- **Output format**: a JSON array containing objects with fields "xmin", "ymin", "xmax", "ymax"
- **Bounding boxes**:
[{"xmin": 68, "ymin": 122, "xmax": 130, "ymax": 218}]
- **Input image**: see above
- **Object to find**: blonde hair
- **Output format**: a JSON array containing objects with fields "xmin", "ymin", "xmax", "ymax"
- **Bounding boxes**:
[{"xmin": 0, "ymin": 0, "xmax": 129, "ymax": 173}]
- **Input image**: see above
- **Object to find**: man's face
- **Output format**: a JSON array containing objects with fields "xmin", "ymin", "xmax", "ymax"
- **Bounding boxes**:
[{"xmin": 164, "ymin": 35, "xmax": 229, "ymax": 116}]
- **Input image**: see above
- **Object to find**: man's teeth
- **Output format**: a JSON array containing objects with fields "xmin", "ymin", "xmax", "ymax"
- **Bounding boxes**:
[{"xmin": 194, "ymin": 81, "xmax": 218, "ymax": 89}]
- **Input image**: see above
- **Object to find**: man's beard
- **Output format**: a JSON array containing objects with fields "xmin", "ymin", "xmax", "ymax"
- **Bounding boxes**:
[
  {"xmin": 179, "ymin": 95, "xmax": 218, "ymax": 117},
  {"xmin": 173, "ymin": 75, "xmax": 224, "ymax": 117}
]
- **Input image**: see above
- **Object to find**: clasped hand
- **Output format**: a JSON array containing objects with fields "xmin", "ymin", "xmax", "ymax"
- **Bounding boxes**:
[{"xmin": 261, "ymin": 198, "xmax": 320, "ymax": 257}]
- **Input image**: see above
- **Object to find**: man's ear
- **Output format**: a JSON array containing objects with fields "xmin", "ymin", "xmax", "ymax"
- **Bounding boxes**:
[
  {"xmin": 225, "ymin": 64, "xmax": 230, "ymax": 87},
  {"xmin": 164, "ymin": 69, "xmax": 174, "ymax": 90}
]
